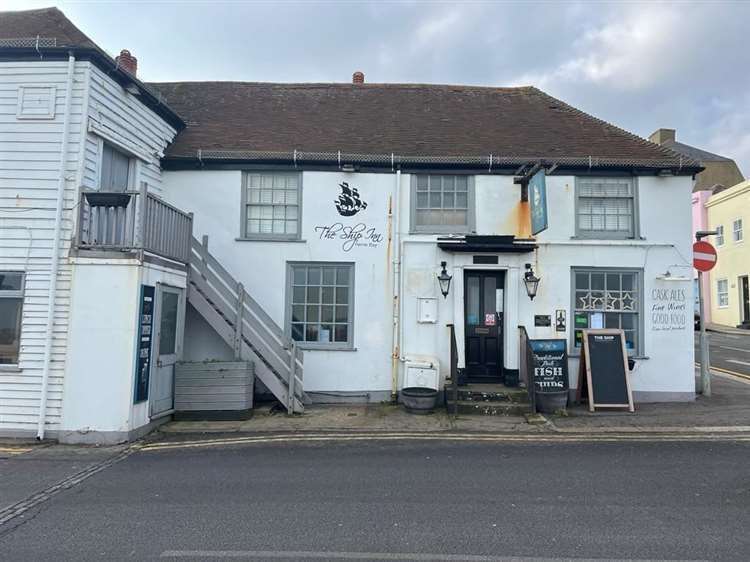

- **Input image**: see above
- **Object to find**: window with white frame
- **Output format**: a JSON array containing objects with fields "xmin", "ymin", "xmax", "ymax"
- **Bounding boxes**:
[
  {"xmin": 411, "ymin": 175, "xmax": 474, "ymax": 233},
  {"xmin": 716, "ymin": 225, "xmax": 725, "ymax": 246},
  {"xmin": 0, "ymin": 272, "xmax": 24, "ymax": 365},
  {"xmin": 242, "ymin": 172, "xmax": 301, "ymax": 239},
  {"xmin": 287, "ymin": 263, "xmax": 354, "ymax": 349},
  {"xmin": 576, "ymin": 177, "xmax": 637, "ymax": 238},
  {"xmin": 572, "ymin": 268, "xmax": 641, "ymax": 355},
  {"xmin": 100, "ymin": 143, "xmax": 132, "ymax": 192},
  {"xmin": 733, "ymin": 219, "xmax": 743, "ymax": 243},
  {"xmin": 717, "ymin": 279, "xmax": 729, "ymax": 308}
]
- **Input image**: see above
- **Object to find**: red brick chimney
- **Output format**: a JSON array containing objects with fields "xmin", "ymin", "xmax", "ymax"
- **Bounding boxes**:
[
  {"xmin": 115, "ymin": 49, "xmax": 138, "ymax": 76},
  {"xmin": 352, "ymin": 71, "xmax": 364, "ymax": 84}
]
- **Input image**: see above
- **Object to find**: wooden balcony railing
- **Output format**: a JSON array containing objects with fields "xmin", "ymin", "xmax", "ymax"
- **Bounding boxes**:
[{"xmin": 76, "ymin": 182, "xmax": 193, "ymax": 264}]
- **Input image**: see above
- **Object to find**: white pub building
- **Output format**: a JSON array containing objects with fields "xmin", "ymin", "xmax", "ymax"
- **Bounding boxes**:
[{"xmin": 0, "ymin": 8, "xmax": 700, "ymax": 443}]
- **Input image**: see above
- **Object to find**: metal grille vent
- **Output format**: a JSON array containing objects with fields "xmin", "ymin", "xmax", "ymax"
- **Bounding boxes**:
[{"xmin": 0, "ymin": 37, "xmax": 58, "ymax": 48}]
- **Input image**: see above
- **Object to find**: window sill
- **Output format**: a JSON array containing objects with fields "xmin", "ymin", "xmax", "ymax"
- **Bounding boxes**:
[
  {"xmin": 235, "ymin": 238, "xmax": 307, "ymax": 243},
  {"xmin": 0, "ymin": 365, "xmax": 22, "ymax": 372}
]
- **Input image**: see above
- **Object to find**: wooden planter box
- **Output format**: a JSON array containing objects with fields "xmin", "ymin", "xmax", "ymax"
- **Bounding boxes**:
[{"xmin": 174, "ymin": 361, "xmax": 254, "ymax": 420}]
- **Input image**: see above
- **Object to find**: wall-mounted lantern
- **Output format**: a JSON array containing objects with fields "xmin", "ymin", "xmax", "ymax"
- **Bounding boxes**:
[
  {"xmin": 437, "ymin": 261, "xmax": 452, "ymax": 298},
  {"xmin": 523, "ymin": 263, "xmax": 540, "ymax": 300}
]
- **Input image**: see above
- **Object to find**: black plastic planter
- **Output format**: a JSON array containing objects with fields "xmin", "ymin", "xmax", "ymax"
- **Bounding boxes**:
[{"xmin": 401, "ymin": 387, "xmax": 439, "ymax": 415}]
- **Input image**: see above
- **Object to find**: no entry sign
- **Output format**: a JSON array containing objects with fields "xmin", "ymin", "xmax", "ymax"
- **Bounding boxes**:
[{"xmin": 693, "ymin": 241, "xmax": 717, "ymax": 272}]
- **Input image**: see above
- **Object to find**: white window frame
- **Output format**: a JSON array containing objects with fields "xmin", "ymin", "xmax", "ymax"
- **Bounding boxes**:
[
  {"xmin": 575, "ymin": 176, "xmax": 639, "ymax": 239},
  {"xmin": 16, "ymin": 85, "xmax": 56, "ymax": 119},
  {"xmin": 410, "ymin": 174, "xmax": 475, "ymax": 234},
  {"xmin": 241, "ymin": 172, "xmax": 302, "ymax": 241},
  {"xmin": 733, "ymin": 218, "xmax": 743, "ymax": 243},
  {"xmin": 717, "ymin": 278, "xmax": 729, "ymax": 308},
  {"xmin": 716, "ymin": 225, "xmax": 725, "ymax": 246},
  {"xmin": 0, "ymin": 272, "xmax": 25, "ymax": 367},
  {"xmin": 570, "ymin": 267, "xmax": 643, "ymax": 356},
  {"xmin": 285, "ymin": 262, "xmax": 354, "ymax": 350}
]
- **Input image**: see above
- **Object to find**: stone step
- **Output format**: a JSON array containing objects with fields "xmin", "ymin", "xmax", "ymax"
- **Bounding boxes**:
[
  {"xmin": 445, "ymin": 387, "xmax": 529, "ymax": 404},
  {"xmin": 449, "ymin": 400, "xmax": 530, "ymax": 416}
]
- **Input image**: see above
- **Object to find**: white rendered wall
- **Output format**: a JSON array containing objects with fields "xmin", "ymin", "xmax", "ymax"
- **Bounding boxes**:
[
  {"xmin": 61, "ymin": 260, "xmax": 186, "ymax": 442},
  {"xmin": 164, "ymin": 170, "xmax": 393, "ymax": 397},
  {"xmin": 61, "ymin": 261, "xmax": 140, "ymax": 438},
  {"xmin": 164, "ymin": 169, "xmax": 696, "ymax": 402}
]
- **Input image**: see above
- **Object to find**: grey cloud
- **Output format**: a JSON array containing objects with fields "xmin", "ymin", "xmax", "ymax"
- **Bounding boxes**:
[{"xmin": 12, "ymin": 0, "xmax": 750, "ymax": 174}]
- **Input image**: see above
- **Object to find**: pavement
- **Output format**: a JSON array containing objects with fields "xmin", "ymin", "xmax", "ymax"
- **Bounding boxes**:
[
  {"xmin": 1, "ymin": 438, "xmax": 749, "ymax": 560},
  {"xmin": 160, "ymin": 368, "xmax": 750, "ymax": 437},
  {"xmin": 706, "ymin": 322, "xmax": 750, "ymax": 336}
]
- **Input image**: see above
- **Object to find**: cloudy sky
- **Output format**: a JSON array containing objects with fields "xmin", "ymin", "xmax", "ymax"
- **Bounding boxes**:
[{"xmin": 5, "ymin": 0, "xmax": 750, "ymax": 175}]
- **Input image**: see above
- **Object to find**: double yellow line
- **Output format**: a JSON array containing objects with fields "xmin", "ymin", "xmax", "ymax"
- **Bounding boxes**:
[
  {"xmin": 141, "ymin": 431, "xmax": 750, "ymax": 452},
  {"xmin": 695, "ymin": 362, "xmax": 750, "ymax": 382},
  {"xmin": 0, "ymin": 447, "xmax": 32, "ymax": 456}
]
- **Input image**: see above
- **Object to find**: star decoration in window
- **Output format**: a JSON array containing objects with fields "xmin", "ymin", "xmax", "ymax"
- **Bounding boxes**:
[{"xmin": 621, "ymin": 292, "xmax": 636, "ymax": 311}]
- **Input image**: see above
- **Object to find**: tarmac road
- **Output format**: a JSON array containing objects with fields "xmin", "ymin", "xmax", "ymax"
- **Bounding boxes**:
[
  {"xmin": 1, "ymin": 437, "xmax": 749, "ymax": 561},
  {"xmin": 695, "ymin": 329, "xmax": 750, "ymax": 377}
]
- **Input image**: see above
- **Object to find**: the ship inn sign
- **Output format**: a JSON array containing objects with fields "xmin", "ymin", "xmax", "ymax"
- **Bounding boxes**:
[
  {"xmin": 335, "ymin": 182, "xmax": 367, "ymax": 216},
  {"xmin": 314, "ymin": 181, "xmax": 384, "ymax": 252}
]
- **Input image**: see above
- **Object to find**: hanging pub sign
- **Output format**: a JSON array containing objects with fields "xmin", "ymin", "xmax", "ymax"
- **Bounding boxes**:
[
  {"xmin": 134, "ymin": 285, "xmax": 155, "ymax": 403},
  {"xmin": 529, "ymin": 339, "xmax": 568, "ymax": 392},
  {"xmin": 529, "ymin": 169, "xmax": 548, "ymax": 235},
  {"xmin": 577, "ymin": 329, "xmax": 634, "ymax": 412}
]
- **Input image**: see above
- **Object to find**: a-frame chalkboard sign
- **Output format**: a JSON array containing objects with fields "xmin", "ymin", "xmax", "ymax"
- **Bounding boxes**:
[{"xmin": 577, "ymin": 329, "xmax": 634, "ymax": 412}]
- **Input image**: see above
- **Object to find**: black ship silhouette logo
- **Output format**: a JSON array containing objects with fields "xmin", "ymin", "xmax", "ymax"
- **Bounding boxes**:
[{"xmin": 335, "ymin": 182, "xmax": 368, "ymax": 216}]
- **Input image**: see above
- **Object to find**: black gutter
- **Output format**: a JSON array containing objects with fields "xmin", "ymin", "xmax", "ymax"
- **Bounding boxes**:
[
  {"xmin": 161, "ymin": 156, "xmax": 704, "ymax": 177},
  {"xmin": 0, "ymin": 47, "xmax": 185, "ymax": 131}
]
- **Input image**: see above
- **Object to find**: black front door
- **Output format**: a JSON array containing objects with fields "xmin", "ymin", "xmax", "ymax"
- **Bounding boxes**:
[
  {"xmin": 464, "ymin": 270, "xmax": 504, "ymax": 382},
  {"xmin": 741, "ymin": 276, "xmax": 750, "ymax": 325}
]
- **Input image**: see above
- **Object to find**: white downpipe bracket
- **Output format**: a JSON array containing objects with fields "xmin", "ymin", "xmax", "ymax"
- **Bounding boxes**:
[{"xmin": 37, "ymin": 54, "xmax": 76, "ymax": 440}]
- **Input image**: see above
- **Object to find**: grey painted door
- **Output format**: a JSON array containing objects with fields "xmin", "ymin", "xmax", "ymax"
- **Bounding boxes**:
[{"xmin": 150, "ymin": 285, "xmax": 185, "ymax": 416}]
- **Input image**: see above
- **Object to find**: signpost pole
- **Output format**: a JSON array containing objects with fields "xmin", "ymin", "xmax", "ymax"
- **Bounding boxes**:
[
  {"xmin": 694, "ymin": 231, "xmax": 718, "ymax": 397},
  {"xmin": 698, "ymin": 270, "xmax": 711, "ymax": 397}
]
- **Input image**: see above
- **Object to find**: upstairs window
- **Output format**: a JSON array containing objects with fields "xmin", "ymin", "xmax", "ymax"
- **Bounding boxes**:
[
  {"xmin": 0, "ymin": 272, "xmax": 24, "ymax": 365},
  {"xmin": 733, "ymin": 219, "xmax": 743, "ymax": 243},
  {"xmin": 100, "ymin": 143, "xmax": 132, "ymax": 192},
  {"xmin": 716, "ymin": 225, "xmax": 725, "ymax": 246},
  {"xmin": 576, "ymin": 177, "xmax": 637, "ymax": 238},
  {"xmin": 242, "ymin": 172, "xmax": 301, "ymax": 240},
  {"xmin": 411, "ymin": 175, "xmax": 474, "ymax": 233}
]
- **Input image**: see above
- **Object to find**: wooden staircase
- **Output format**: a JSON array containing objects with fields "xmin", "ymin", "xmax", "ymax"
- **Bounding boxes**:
[{"xmin": 187, "ymin": 236, "xmax": 306, "ymax": 413}]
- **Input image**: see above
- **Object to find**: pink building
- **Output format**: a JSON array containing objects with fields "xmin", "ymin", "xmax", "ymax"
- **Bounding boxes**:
[{"xmin": 692, "ymin": 190, "xmax": 713, "ymax": 320}]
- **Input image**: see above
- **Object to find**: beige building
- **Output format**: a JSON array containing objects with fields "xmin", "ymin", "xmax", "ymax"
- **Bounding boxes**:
[
  {"xmin": 649, "ymin": 128, "xmax": 744, "ymax": 193},
  {"xmin": 706, "ymin": 180, "xmax": 750, "ymax": 328}
]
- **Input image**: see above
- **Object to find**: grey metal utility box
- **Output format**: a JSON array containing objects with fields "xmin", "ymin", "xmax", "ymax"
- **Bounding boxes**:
[{"xmin": 174, "ymin": 361, "xmax": 254, "ymax": 420}]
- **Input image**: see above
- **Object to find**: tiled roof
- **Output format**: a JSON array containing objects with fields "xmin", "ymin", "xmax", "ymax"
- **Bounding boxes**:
[
  {"xmin": 0, "ymin": 8, "xmax": 184, "ymax": 130},
  {"xmin": 149, "ymin": 81, "xmax": 700, "ymax": 171},
  {"xmin": 659, "ymin": 140, "xmax": 733, "ymax": 163},
  {"xmin": 0, "ymin": 7, "xmax": 97, "ymax": 49}
]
